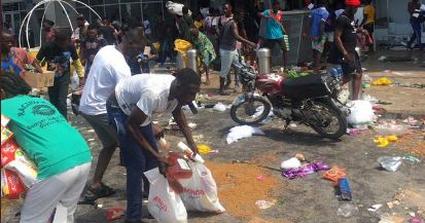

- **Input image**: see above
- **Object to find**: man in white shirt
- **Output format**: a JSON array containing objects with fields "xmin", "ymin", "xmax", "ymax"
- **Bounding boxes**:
[
  {"xmin": 106, "ymin": 68, "xmax": 200, "ymax": 223},
  {"xmin": 78, "ymin": 26, "xmax": 145, "ymax": 203}
]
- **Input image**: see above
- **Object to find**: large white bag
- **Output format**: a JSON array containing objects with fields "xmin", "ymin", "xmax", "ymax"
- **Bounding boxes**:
[
  {"xmin": 347, "ymin": 100, "xmax": 374, "ymax": 125},
  {"xmin": 166, "ymin": 1, "xmax": 192, "ymax": 16},
  {"xmin": 178, "ymin": 161, "xmax": 225, "ymax": 213},
  {"xmin": 144, "ymin": 168, "xmax": 188, "ymax": 223}
]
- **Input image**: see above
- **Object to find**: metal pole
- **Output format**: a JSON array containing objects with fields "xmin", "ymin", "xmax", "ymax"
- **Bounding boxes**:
[{"xmin": 187, "ymin": 49, "xmax": 198, "ymax": 73}]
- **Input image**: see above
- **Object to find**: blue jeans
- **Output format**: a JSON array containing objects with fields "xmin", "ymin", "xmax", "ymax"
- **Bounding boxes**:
[
  {"xmin": 408, "ymin": 19, "xmax": 423, "ymax": 49},
  {"xmin": 106, "ymin": 98, "xmax": 158, "ymax": 221}
]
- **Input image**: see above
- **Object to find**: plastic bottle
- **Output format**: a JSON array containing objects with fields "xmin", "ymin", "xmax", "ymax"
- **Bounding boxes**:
[
  {"xmin": 177, "ymin": 142, "xmax": 205, "ymax": 163},
  {"xmin": 338, "ymin": 178, "xmax": 352, "ymax": 201}
]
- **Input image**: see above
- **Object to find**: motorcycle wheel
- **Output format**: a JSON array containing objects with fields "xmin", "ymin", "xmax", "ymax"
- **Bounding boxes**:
[
  {"xmin": 308, "ymin": 101, "xmax": 347, "ymax": 139},
  {"xmin": 230, "ymin": 96, "xmax": 271, "ymax": 125}
]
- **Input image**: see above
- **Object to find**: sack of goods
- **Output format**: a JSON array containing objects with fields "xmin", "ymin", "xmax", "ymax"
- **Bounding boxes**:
[
  {"xmin": 1, "ymin": 115, "xmax": 38, "ymax": 199},
  {"xmin": 144, "ymin": 141, "xmax": 225, "ymax": 223},
  {"xmin": 145, "ymin": 168, "xmax": 188, "ymax": 223},
  {"xmin": 179, "ymin": 161, "xmax": 225, "ymax": 213},
  {"xmin": 166, "ymin": 1, "xmax": 192, "ymax": 16}
]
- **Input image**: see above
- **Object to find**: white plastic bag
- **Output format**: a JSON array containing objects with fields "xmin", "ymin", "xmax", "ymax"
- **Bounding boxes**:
[
  {"xmin": 144, "ymin": 168, "xmax": 187, "ymax": 223},
  {"xmin": 347, "ymin": 100, "xmax": 374, "ymax": 126},
  {"xmin": 5, "ymin": 149, "xmax": 38, "ymax": 187},
  {"xmin": 166, "ymin": 1, "xmax": 192, "ymax": 16},
  {"xmin": 179, "ymin": 161, "xmax": 225, "ymax": 213},
  {"xmin": 226, "ymin": 125, "xmax": 265, "ymax": 144}
]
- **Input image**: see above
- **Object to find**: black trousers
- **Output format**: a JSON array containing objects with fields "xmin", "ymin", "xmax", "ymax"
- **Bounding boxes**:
[{"xmin": 48, "ymin": 73, "xmax": 70, "ymax": 120}]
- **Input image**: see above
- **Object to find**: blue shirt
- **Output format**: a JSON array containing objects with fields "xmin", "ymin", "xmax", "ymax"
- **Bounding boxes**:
[
  {"xmin": 1, "ymin": 54, "xmax": 22, "ymax": 75},
  {"xmin": 310, "ymin": 7, "xmax": 329, "ymax": 38},
  {"xmin": 262, "ymin": 9, "xmax": 284, "ymax": 39}
]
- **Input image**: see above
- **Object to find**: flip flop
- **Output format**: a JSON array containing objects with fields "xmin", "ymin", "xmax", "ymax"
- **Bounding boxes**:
[{"xmin": 78, "ymin": 183, "xmax": 116, "ymax": 205}]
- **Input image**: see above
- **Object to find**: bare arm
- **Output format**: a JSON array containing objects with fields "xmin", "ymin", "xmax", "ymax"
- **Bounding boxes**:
[
  {"xmin": 127, "ymin": 107, "xmax": 165, "ymax": 161},
  {"xmin": 172, "ymin": 106, "xmax": 198, "ymax": 154},
  {"xmin": 232, "ymin": 22, "xmax": 256, "ymax": 47}
]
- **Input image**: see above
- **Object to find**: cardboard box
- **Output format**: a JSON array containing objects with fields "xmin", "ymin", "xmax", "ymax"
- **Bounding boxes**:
[{"xmin": 22, "ymin": 71, "xmax": 55, "ymax": 89}]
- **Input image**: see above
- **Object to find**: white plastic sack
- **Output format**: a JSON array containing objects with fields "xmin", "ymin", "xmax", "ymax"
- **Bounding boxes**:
[
  {"xmin": 226, "ymin": 125, "xmax": 265, "ymax": 144},
  {"xmin": 166, "ymin": 1, "xmax": 192, "ymax": 16},
  {"xmin": 4, "ymin": 149, "xmax": 38, "ymax": 187},
  {"xmin": 347, "ymin": 100, "xmax": 374, "ymax": 126},
  {"xmin": 179, "ymin": 161, "xmax": 225, "ymax": 213},
  {"xmin": 144, "ymin": 168, "xmax": 187, "ymax": 223},
  {"xmin": 213, "ymin": 103, "xmax": 227, "ymax": 112}
]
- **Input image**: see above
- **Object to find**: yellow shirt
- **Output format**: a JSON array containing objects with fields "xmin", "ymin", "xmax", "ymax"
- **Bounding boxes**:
[{"xmin": 364, "ymin": 5, "xmax": 375, "ymax": 25}]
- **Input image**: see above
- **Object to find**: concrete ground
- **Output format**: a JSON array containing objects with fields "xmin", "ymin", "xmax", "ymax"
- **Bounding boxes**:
[
  {"xmin": 73, "ymin": 48, "xmax": 425, "ymax": 223},
  {"xmin": 2, "ymin": 49, "xmax": 424, "ymax": 223}
]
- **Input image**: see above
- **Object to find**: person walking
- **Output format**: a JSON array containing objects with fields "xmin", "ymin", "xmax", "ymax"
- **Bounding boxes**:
[
  {"xmin": 309, "ymin": 0, "xmax": 329, "ymax": 73},
  {"xmin": 218, "ymin": 3, "xmax": 256, "ymax": 95},
  {"xmin": 406, "ymin": 0, "xmax": 424, "ymax": 50},
  {"xmin": 190, "ymin": 26, "xmax": 216, "ymax": 85},
  {"xmin": 331, "ymin": 0, "xmax": 363, "ymax": 100},
  {"xmin": 78, "ymin": 26, "xmax": 146, "ymax": 203},
  {"xmin": 36, "ymin": 30, "xmax": 84, "ymax": 119}
]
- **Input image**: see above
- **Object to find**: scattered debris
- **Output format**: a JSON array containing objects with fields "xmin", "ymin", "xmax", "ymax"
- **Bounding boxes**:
[
  {"xmin": 282, "ymin": 161, "xmax": 330, "ymax": 179},
  {"xmin": 213, "ymin": 102, "xmax": 228, "ymax": 112},
  {"xmin": 255, "ymin": 200, "xmax": 276, "ymax": 210},
  {"xmin": 374, "ymin": 135, "xmax": 398, "ymax": 148},
  {"xmin": 280, "ymin": 157, "xmax": 302, "ymax": 170},
  {"xmin": 379, "ymin": 213, "xmax": 406, "ymax": 223},
  {"xmin": 188, "ymin": 122, "xmax": 197, "ymax": 129},
  {"xmin": 408, "ymin": 215, "xmax": 425, "ymax": 223},
  {"xmin": 337, "ymin": 203, "xmax": 359, "ymax": 218},
  {"xmin": 226, "ymin": 125, "xmax": 265, "ymax": 144},
  {"xmin": 374, "ymin": 121, "xmax": 409, "ymax": 136},
  {"xmin": 368, "ymin": 204, "xmax": 383, "ymax": 212},
  {"xmin": 372, "ymin": 77, "xmax": 393, "ymax": 86},
  {"xmin": 105, "ymin": 207, "xmax": 125, "ymax": 222},
  {"xmin": 323, "ymin": 166, "xmax": 347, "ymax": 183},
  {"xmin": 377, "ymin": 156, "xmax": 402, "ymax": 172}
]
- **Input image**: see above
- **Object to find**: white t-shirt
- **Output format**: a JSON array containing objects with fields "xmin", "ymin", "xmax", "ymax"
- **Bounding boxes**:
[
  {"xmin": 79, "ymin": 45, "xmax": 131, "ymax": 115},
  {"xmin": 115, "ymin": 74, "xmax": 179, "ymax": 126}
]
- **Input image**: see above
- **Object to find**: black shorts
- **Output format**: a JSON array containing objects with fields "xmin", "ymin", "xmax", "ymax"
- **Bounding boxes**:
[{"xmin": 342, "ymin": 52, "xmax": 362, "ymax": 78}]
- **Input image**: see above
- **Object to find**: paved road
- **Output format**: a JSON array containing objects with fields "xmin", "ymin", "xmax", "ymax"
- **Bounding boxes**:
[{"xmin": 72, "ymin": 108, "xmax": 424, "ymax": 223}]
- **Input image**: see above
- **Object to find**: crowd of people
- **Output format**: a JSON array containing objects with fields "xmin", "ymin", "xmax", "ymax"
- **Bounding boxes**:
[{"xmin": 1, "ymin": 0, "xmax": 424, "ymax": 222}]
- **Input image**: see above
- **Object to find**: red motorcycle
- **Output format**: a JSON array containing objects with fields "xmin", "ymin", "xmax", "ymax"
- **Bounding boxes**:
[{"xmin": 230, "ymin": 62, "xmax": 347, "ymax": 139}]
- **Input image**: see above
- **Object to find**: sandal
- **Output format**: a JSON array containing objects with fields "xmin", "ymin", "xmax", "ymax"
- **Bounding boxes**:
[{"xmin": 79, "ymin": 183, "xmax": 116, "ymax": 205}]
